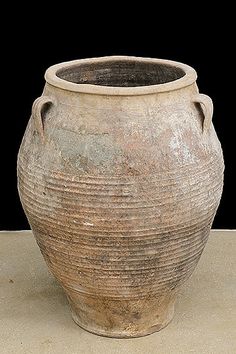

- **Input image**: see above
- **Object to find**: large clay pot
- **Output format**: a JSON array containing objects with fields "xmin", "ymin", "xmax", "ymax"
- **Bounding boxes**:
[{"xmin": 17, "ymin": 56, "xmax": 224, "ymax": 338}]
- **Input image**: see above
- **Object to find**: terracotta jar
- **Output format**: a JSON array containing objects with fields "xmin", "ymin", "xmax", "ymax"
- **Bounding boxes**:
[{"xmin": 17, "ymin": 56, "xmax": 224, "ymax": 338}]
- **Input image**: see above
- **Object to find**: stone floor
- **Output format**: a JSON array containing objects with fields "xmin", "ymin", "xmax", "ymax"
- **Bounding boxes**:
[{"xmin": 0, "ymin": 230, "xmax": 235, "ymax": 354}]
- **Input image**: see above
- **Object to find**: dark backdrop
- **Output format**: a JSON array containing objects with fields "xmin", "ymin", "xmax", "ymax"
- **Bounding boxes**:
[{"xmin": 1, "ymin": 11, "xmax": 235, "ymax": 230}]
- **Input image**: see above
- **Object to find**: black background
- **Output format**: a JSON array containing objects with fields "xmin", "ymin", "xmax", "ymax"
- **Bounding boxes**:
[{"xmin": 1, "ymin": 9, "xmax": 235, "ymax": 230}]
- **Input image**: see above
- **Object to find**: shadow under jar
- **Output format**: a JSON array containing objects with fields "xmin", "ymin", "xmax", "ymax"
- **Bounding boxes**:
[{"xmin": 17, "ymin": 56, "xmax": 224, "ymax": 338}]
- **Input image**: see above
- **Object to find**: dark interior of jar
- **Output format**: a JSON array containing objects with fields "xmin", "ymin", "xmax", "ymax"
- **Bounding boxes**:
[{"xmin": 56, "ymin": 60, "xmax": 186, "ymax": 87}]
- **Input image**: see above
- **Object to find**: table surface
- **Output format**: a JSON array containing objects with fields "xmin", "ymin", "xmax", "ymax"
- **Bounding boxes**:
[{"xmin": 0, "ymin": 230, "xmax": 235, "ymax": 354}]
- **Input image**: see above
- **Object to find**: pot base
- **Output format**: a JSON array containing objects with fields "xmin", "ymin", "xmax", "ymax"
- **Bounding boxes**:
[
  {"xmin": 71, "ymin": 308, "xmax": 174, "ymax": 338},
  {"xmin": 68, "ymin": 293, "xmax": 175, "ymax": 338}
]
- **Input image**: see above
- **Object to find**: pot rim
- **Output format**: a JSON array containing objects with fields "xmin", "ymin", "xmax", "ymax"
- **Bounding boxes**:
[{"xmin": 45, "ymin": 56, "xmax": 197, "ymax": 96}]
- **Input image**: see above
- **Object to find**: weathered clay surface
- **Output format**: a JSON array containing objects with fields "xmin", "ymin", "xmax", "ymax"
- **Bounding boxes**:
[{"xmin": 17, "ymin": 56, "xmax": 224, "ymax": 338}]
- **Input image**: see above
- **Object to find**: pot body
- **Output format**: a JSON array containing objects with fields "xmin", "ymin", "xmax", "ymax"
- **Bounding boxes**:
[{"xmin": 17, "ymin": 75, "xmax": 224, "ymax": 337}]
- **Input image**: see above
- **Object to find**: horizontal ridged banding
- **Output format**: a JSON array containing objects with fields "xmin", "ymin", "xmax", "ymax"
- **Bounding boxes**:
[
  {"xmin": 18, "ymin": 172, "xmax": 223, "ymax": 211},
  {"xmin": 48, "ymin": 259, "xmax": 200, "ymax": 293},
  {"xmin": 35, "ymin": 226, "xmax": 208, "ymax": 255},
  {"xmin": 19, "ymin": 185, "xmax": 222, "ymax": 229},
  {"xmin": 44, "ymin": 247, "xmax": 203, "ymax": 279},
  {"xmin": 28, "ymin": 210, "xmax": 213, "ymax": 237},
  {"xmin": 20, "ymin": 196, "xmax": 219, "ymax": 231},
  {"xmin": 18, "ymin": 155, "xmax": 224, "ymax": 184},
  {"xmin": 37, "ymin": 233, "xmax": 208, "ymax": 268},
  {"xmin": 46, "ymin": 251, "xmax": 203, "ymax": 280},
  {"xmin": 44, "ymin": 253, "xmax": 203, "ymax": 297},
  {"xmin": 33, "ymin": 222, "xmax": 210, "ymax": 250},
  {"xmin": 18, "ymin": 161, "xmax": 223, "ymax": 197},
  {"xmin": 18, "ymin": 150, "xmax": 223, "ymax": 298}
]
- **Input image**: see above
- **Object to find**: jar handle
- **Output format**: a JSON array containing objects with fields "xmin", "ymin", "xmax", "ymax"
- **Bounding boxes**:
[
  {"xmin": 32, "ymin": 96, "xmax": 54, "ymax": 142},
  {"xmin": 193, "ymin": 94, "xmax": 213, "ymax": 133}
]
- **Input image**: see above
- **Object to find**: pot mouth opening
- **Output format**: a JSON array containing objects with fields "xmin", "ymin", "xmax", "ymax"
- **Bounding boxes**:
[{"xmin": 45, "ymin": 56, "xmax": 197, "ymax": 95}]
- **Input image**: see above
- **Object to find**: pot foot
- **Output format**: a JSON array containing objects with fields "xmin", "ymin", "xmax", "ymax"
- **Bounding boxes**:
[{"xmin": 68, "ymin": 292, "xmax": 176, "ymax": 338}]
